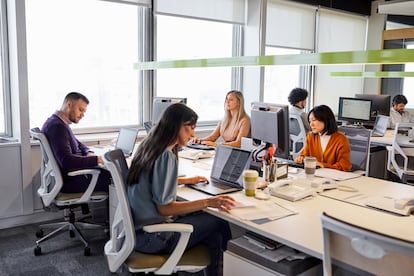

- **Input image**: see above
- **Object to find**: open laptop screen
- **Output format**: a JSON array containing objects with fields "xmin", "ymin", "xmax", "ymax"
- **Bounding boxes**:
[
  {"xmin": 115, "ymin": 128, "xmax": 138, "ymax": 156},
  {"xmin": 210, "ymin": 145, "xmax": 251, "ymax": 187}
]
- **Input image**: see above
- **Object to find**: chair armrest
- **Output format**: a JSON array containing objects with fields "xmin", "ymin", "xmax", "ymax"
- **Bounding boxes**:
[
  {"xmin": 143, "ymin": 223, "xmax": 193, "ymax": 233},
  {"xmin": 143, "ymin": 223, "xmax": 194, "ymax": 275},
  {"xmin": 67, "ymin": 169, "xmax": 101, "ymax": 203},
  {"xmin": 67, "ymin": 169, "xmax": 101, "ymax": 177}
]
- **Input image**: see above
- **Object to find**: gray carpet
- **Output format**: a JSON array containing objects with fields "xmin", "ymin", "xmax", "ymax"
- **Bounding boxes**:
[
  {"xmin": 0, "ymin": 222, "xmax": 204, "ymax": 276},
  {"xmin": 0, "ymin": 222, "xmax": 124, "ymax": 276}
]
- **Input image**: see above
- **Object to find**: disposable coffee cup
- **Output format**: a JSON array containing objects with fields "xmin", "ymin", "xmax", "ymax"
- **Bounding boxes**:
[
  {"xmin": 243, "ymin": 170, "xmax": 258, "ymax": 196},
  {"xmin": 304, "ymin": 156, "xmax": 317, "ymax": 175}
]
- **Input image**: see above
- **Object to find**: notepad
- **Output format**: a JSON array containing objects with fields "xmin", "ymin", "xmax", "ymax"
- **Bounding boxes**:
[{"xmin": 315, "ymin": 168, "xmax": 361, "ymax": 181}]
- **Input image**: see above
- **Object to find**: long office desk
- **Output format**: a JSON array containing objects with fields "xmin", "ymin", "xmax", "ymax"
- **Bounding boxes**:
[{"xmin": 177, "ymin": 157, "xmax": 414, "ymax": 260}]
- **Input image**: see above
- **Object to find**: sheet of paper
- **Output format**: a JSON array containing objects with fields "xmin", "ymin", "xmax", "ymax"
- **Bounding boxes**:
[
  {"xmin": 315, "ymin": 168, "xmax": 361, "ymax": 181},
  {"xmin": 230, "ymin": 201, "xmax": 297, "ymax": 222}
]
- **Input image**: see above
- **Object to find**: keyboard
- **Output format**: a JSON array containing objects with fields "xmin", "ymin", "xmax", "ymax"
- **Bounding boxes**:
[
  {"xmin": 276, "ymin": 158, "xmax": 304, "ymax": 169},
  {"xmin": 276, "ymin": 158, "xmax": 321, "ymax": 169},
  {"xmin": 186, "ymin": 142, "xmax": 215, "ymax": 151}
]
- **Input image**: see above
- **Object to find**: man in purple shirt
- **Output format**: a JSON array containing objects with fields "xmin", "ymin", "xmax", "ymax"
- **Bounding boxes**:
[{"xmin": 41, "ymin": 92, "xmax": 111, "ymax": 193}]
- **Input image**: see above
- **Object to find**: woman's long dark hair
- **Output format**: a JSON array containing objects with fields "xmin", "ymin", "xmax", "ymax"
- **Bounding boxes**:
[
  {"xmin": 127, "ymin": 103, "xmax": 198, "ymax": 185},
  {"xmin": 308, "ymin": 105, "xmax": 338, "ymax": 135}
]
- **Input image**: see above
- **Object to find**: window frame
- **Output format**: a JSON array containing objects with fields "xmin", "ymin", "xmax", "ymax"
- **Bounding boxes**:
[{"xmin": 0, "ymin": 0, "xmax": 11, "ymax": 137}]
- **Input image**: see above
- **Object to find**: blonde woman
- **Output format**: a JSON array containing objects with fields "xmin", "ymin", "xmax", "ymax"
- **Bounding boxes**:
[{"xmin": 193, "ymin": 90, "xmax": 251, "ymax": 148}]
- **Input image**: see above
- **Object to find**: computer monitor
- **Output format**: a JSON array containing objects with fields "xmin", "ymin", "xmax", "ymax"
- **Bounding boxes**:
[
  {"xmin": 250, "ymin": 102, "xmax": 290, "ymax": 159},
  {"xmin": 355, "ymin": 94, "xmax": 391, "ymax": 120},
  {"xmin": 338, "ymin": 97, "xmax": 372, "ymax": 126},
  {"xmin": 152, "ymin": 97, "xmax": 187, "ymax": 124}
]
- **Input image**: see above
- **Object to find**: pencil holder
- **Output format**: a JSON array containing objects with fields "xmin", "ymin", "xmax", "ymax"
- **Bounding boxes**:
[{"xmin": 263, "ymin": 163, "xmax": 276, "ymax": 183}]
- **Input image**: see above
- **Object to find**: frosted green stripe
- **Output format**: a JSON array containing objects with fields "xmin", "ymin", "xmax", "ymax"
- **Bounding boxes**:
[
  {"xmin": 330, "ymin": 71, "xmax": 414, "ymax": 77},
  {"xmin": 134, "ymin": 49, "xmax": 414, "ymax": 70}
]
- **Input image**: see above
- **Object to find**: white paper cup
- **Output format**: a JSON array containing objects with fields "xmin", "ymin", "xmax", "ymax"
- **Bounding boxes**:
[
  {"xmin": 304, "ymin": 156, "xmax": 317, "ymax": 175},
  {"xmin": 243, "ymin": 170, "xmax": 258, "ymax": 196}
]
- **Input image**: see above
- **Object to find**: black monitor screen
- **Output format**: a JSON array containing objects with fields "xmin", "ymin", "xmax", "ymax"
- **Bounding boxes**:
[
  {"xmin": 355, "ymin": 94, "xmax": 391, "ymax": 120},
  {"xmin": 338, "ymin": 97, "xmax": 372, "ymax": 124},
  {"xmin": 152, "ymin": 97, "xmax": 187, "ymax": 124},
  {"xmin": 251, "ymin": 102, "xmax": 289, "ymax": 159}
]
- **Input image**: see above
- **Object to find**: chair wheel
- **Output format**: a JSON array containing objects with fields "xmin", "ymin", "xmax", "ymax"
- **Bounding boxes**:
[
  {"xmin": 35, "ymin": 229, "xmax": 44, "ymax": 238},
  {"xmin": 84, "ymin": 247, "xmax": 91, "ymax": 256},
  {"xmin": 69, "ymin": 230, "xmax": 75, "ymax": 238},
  {"xmin": 34, "ymin": 246, "xmax": 42, "ymax": 256}
]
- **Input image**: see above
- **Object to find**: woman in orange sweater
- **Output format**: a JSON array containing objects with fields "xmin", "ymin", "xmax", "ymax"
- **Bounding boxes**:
[{"xmin": 295, "ymin": 105, "xmax": 352, "ymax": 172}]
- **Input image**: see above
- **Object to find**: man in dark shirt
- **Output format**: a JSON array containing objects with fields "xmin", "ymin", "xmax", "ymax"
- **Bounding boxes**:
[{"xmin": 41, "ymin": 92, "xmax": 111, "ymax": 193}]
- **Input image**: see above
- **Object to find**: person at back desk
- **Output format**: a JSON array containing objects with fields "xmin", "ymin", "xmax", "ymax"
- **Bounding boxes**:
[
  {"xmin": 288, "ymin": 87, "xmax": 311, "ymax": 133},
  {"xmin": 41, "ymin": 92, "xmax": 111, "ymax": 193},
  {"xmin": 192, "ymin": 90, "xmax": 250, "ymax": 148},
  {"xmin": 389, "ymin": 94, "xmax": 414, "ymax": 129},
  {"xmin": 295, "ymin": 105, "xmax": 352, "ymax": 172}
]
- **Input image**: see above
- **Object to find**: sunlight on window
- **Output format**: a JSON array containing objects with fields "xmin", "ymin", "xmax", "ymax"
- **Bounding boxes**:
[
  {"xmin": 264, "ymin": 47, "xmax": 303, "ymax": 105},
  {"xmin": 26, "ymin": 0, "xmax": 140, "ymax": 129},
  {"xmin": 156, "ymin": 15, "xmax": 233, "ymax": 122}
]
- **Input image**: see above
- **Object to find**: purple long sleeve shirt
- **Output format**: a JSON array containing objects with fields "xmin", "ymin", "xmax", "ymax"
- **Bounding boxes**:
[{"xmin": 41, "ymin": 113, "xmax": 98, "ymax": 173}]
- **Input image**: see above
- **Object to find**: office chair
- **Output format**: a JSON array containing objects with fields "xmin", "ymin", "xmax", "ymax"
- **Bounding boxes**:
[
  {"xmin": 103, "ymin": 149, "xmax": 210, "ymax": 275},
  {"xmin": 338, "ymin": 126, "xmax": 371, "ymax": 175},
  {"xmin": 30, "ymin": 128, "xmax": 108, "ymax": 256},
  {"xmin": 387, "ymin": 123, "xmax": 414, "ymax": 184},
  {"xmin": 321, "ymin": 212, "xmax": 414, "ymax": 276},
  {"xmin": 289, "ymin": 114, "xmax": 307, "ymax": 160}
]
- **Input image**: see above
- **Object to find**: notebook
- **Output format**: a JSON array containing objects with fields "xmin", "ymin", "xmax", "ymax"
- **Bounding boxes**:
[
  {"xmin": 188, "ymin": 145, "xmax": 252, "ymax": 196},
  {"xmin": 371, "ymin": 115, "xmax": 389, "ymax": 137},
  {"xmin": 90, "ymin": 127, "xmax": 138, "ymax": 157}
]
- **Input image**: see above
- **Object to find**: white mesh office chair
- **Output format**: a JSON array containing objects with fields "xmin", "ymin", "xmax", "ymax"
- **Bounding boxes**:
[
  {"xmin": 289, "ymin": 114, "xmax": 307, "ymax": 160},
  {"xmin": 338, "ymin": 126, "xmax": 371, "ymax": 175},
  {"xmin": 31, "ymin": 128, "xmax": 108, "ymax": 256},
  {"xmin": 103, "ymin": 149, "xmax": 210, "ymax": 274},
  {"xmin": 321, "ymin": 212, "xmax": 414, "ymax": 276},
  {"xmin": 387, "ymin": 123, "xmax": 414, "ymax": 184}
]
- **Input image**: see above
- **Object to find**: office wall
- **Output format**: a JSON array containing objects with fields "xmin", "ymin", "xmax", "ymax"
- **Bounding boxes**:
[{"xmin": 0, "ymin": 0, "xmax": 394, "ymax": 228}]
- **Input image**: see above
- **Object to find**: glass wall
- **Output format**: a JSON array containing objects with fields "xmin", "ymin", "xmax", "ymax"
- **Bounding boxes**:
[
  {"xmin": 155, "ymin": 15, "xmax": 234, "ymax": 122},
  {"xmin": 25, "ymin": 0, "xmax": 141, "ymax": 130},
  {"xmin": 263, "ymin": 47, "xmax": 310, "ymax": 106}
]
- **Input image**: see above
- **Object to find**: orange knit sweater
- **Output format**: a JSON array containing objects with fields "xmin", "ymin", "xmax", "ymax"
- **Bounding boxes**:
[{"xmin": 300, "ymin": 131, "xmax": 352, "ymax": 172}]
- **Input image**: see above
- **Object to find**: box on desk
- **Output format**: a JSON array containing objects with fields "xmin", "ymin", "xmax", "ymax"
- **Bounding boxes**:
[{"xmin": 224, "ymin": 233, "xmax": 321, "ymax": 276}]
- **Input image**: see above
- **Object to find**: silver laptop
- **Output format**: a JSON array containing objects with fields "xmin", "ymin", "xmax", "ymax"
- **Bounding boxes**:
[
  {"xmin": 90, "ymin": 127, "xmax": 138, "ymax": 157},
  {"xmin": 371, "ymin": 115, "xmax": 389, "ymax": 137},
  {"xmin": 188, "ymin": 145, "xmax": 252, "ymax": 196}
]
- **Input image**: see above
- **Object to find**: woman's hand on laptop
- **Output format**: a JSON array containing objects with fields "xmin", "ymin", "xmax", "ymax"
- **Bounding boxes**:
[
  {"xmin": 178, "ymin": 175, "xmax": 208, "ymax": 185},
  {"xmin": 207, "ymin": 195, "xmax": 236, "ymax": 212}
]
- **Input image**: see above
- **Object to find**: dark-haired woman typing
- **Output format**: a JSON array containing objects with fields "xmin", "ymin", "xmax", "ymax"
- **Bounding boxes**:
[{"xmin": 127, "ymin": 103, "xmax": 234, "ymax": 276}]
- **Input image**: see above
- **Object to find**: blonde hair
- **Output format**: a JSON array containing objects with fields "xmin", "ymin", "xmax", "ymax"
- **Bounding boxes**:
[{"xmin": 221, "ymin": 90, "xmax": 247, "ymax": 135}]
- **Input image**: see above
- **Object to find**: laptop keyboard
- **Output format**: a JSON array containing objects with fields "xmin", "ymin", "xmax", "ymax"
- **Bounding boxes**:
[
  {"xmin": 211, "ymin": 181, "xmax": 234, "ymax": 190},
  {"xmin": 187, "ymin": 142, "xmax": 215, "ymax": 151}
]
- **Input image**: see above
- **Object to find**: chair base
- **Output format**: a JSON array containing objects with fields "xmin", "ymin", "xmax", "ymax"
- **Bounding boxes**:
[{"xmin": 34, "ymin": 208, "xmax": 107, "ymax": 256}]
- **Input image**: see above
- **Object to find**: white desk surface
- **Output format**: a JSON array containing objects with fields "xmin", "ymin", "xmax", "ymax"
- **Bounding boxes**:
[
  {"xmin": 370, "ymin": 129, "xmax": 414, "ymax": 147},
  {"xmin": 178, "ymin": 157, "xmax": 414, "ymax": 259}
]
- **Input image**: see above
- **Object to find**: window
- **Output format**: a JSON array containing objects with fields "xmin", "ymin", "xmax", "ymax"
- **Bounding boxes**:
[
  {"xmin": 155, "ymin": 15, "xmax": 234, "ymax": 123},
  {"xmin": 404, "ymin": 44, "xmax": 414, "ymax": 108},
  {"xmin": 26, "ymin": 0, "xmax": 142, "ymax": 130},
  {"xmin": 0, "ymin": 0, "xmax": 10, "ymax": 136},
  {"xmin": 263, "ymin": 47, "xmax": 310, "ymax": 105}
]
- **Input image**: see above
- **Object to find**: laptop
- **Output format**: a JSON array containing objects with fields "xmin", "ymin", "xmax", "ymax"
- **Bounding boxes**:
[
  {"xmin": 90, "ymin": 127, "xmax": 138, "ymax": 157},
  {"xmin": 188, "ymin": 145, "xmax": 252, "ymax": 196},
  {"xmin": 371, "ymin": 115, "xmax": 389, "ymax": 137}
]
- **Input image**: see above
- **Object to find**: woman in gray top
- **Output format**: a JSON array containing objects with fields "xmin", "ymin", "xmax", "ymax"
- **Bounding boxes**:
[{"xmin": 127, "ymin": 103, "xmax": 234, "ymax": 276}]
